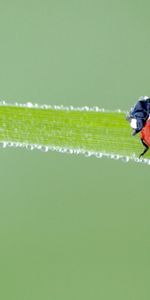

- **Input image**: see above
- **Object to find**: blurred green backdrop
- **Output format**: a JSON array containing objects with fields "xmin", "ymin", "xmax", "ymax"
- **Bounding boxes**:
[{"xmin": 0, "ymin": 1, "xmax": 150, "ymax": 299}]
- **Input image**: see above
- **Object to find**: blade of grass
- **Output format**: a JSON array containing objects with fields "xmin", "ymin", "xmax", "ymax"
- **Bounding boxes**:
[{"xmin": 0, "ymin": 102, "xmax": 149, "ymax": 165}]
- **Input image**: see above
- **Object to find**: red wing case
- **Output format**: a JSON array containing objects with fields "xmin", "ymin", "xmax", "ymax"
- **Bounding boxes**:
[{"xmin": 140, "ymin": 119, "xmax": 150, "ymax": 147}]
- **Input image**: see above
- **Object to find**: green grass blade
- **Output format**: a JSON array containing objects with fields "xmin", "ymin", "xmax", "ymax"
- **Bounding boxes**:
[{"xmin": 0, "ymin": 103, "xmax": 148, "ymax": 164}]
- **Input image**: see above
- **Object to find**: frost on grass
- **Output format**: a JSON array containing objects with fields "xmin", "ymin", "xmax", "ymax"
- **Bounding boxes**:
[
  {"xmin": 0, "ymin": 100, "xmax": 127, "ymax": 113},
  {"xmin": 0, "ymin": 141, "xmax": 150, "ymax": 166},
  {"xmin": 0, "ymin": 100, "xmax": 149, "ymax": 165}
]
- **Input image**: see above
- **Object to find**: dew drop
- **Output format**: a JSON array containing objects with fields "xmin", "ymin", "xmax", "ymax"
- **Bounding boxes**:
[
  {"xmin": 96, "ymin": 152, "xmax": 103, "ymax": 158},
  {"xmin": 26, "ymin": 102, "xmax": 33, "ymax": 108},
  {"xmin": 40, "ymin": 146, "xmax": 48, "ymax": 152}
]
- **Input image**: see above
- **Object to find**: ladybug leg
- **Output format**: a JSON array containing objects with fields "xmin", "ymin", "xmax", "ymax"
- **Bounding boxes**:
[{"xmin": 139, "ymin": 139, "xmax": 149, "ymax": 158}]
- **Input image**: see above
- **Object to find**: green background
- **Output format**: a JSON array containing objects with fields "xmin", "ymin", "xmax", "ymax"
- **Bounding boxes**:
[{"xmin": 0, "ymin": 1, "xmax": 150, "ymax": 299}]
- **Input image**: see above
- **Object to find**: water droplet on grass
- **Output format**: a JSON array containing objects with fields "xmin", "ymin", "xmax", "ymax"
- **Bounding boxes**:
[{"xmin": 26, "ymin": 102, "xmax": 33, "ymax": 108}]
